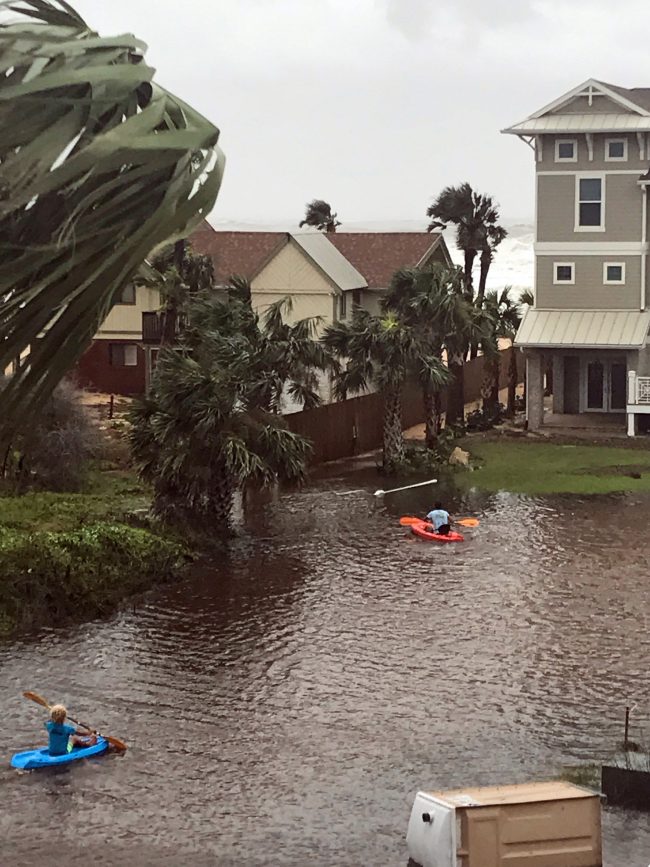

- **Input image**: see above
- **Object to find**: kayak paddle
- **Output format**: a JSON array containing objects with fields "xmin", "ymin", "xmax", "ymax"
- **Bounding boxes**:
[
  {"xmin": 374, "ymin": 478, "xmax": 437, "ymax": 497},
  {"xmin": 399, "ymin": 516, "xmax": 480, "ymax": 528},
  {"xmin": 23, "ymin": 691, "xmax": 127, "ymax": 752}
]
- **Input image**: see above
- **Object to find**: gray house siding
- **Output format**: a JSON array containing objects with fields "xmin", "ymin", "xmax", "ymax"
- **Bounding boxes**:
[
  {"xmin": 536, "ymin": 173, "xmax": 642, "ymax": 242},
  {"xmin": 549, "ymin": 94, "xmax": 625, "ymax": 115},
  {"xmin": 536, "ymin": 133, "xmax": 647, "ymax": 172},
  {"xmin": 536, "ymin": 255, "xmax": 641, "ymax": 309}
]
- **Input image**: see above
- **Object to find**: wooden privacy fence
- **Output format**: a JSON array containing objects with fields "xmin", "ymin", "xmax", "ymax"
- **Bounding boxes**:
[{"xmin": 284, "ymin": 346, "xmax": 524, "ymax": 464}]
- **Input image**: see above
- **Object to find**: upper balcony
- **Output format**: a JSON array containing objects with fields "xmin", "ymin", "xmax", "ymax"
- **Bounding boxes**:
[{"xmin": 141, "ymin": 312, "xmax": 183, "ymax": 345}]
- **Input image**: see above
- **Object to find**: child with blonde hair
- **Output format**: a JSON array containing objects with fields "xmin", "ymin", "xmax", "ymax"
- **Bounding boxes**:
[{"xmin": 46, "ymin": 704, "xmax": 97, "ymax": 756}]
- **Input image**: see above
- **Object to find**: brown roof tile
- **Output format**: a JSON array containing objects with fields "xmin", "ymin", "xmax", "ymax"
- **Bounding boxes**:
[
  {"xmin": 189, "ymin": 222, "xmax": 287, "ymax": 283},
  {"xmin": 326, "ymin": 232, "xmax": 448, "ymax": 289},
  {"xmin": 188, "ymin": 222, "xmax": 449, "ymax": 290}
]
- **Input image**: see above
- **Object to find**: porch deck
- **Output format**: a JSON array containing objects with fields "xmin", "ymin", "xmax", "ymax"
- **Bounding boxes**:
[{"xmin": 543, "ymin": 411, "xmax": 628, "ymax": 439}]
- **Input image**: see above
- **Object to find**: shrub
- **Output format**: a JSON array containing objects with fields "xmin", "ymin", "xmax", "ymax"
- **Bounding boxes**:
[
  {"xmin": 0, "ymin": 523, "xmax": 185, "ymax": 635},
  {"xmin": 1, "ymin": 378, "xmax": 100, "ymax": 492}
]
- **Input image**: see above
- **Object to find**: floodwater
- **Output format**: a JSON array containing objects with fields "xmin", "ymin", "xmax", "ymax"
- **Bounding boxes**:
[{"xmin": 2, "ymin": 469, "xmax": 650, "ymax": 866}]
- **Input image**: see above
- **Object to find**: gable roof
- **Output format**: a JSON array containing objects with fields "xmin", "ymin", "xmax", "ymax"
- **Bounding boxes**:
[
  {"xmin": 189, "ymin": 222, "xmax": 450, "ymax": 291},
  {"xmin": 189, "ymin": 222, "xmax": 286, "ymax": 283},
  {"xmin": 503, "ymin": 78, "xmax": 650, "ymax": 135},
  {"xmin": 291, "ymin": 233, "xmax": 366, "ymax": 290},
  {"xmin": 326, "ymin": 232, "xmax": 450, "ymax": 290}
]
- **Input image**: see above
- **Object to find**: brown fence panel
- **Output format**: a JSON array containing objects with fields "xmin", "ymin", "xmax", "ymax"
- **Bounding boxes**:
[{"xmin": 285, "ymin": 347, "xmax": 524, "ymax": 465}]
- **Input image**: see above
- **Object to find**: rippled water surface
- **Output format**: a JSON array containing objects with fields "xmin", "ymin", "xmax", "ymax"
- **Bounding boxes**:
[{"xmin": 3, "ymin": 471, "xmax": 650, "ymax": 866}]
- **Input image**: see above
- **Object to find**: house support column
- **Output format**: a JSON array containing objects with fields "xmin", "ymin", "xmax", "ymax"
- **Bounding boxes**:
[
  {"xmin": 627, "ymin": 369, "xmax": 637, "ymax": 437},
  {"xmin": 526, "ymin": 351, "xmax": 544, "ymax": 431},
  {"xmin": 552, "ymin": 355, "xmax": 564, "ymax": 414},
  {"xmin": 627, "ymin": 412, "xmax": 637, "ymax": 437}
]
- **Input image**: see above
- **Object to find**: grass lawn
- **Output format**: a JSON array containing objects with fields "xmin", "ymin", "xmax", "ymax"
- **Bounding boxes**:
[
  {"xmin": 461, "ymin": 440, "xmax": 650, "ymax": 495},
  {"xmin": 0, "ymin": 468, "xmax": 150, "ymax": 533}
]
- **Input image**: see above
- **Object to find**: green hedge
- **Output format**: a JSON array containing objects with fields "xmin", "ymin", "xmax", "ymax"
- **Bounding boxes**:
[{"xmin": 0, "ymin": 523, "xmax": 185, "ymax": 635}]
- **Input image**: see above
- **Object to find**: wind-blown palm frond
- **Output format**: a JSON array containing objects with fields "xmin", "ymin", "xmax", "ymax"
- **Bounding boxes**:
[{"xmin": 0, "ymin": 0, "xmax": 225, "ymax": 447}]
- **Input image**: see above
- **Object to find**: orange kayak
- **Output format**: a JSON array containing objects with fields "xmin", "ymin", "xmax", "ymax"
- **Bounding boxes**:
[{"xmin": 410, "ymin": 521, "xmax": 464, "ymax": 543}]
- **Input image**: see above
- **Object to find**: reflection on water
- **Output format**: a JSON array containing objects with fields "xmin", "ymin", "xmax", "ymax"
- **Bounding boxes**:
[{"xmin": 2, "ymin": 472, "xmax": 650, "ymax": 866}]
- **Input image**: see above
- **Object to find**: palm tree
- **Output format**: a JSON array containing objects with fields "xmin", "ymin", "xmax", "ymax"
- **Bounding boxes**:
[
  {"xmin": 299, "ymin": 200, "xmax": 341, "ymax": 233},
  {"xmin": 481, "ymin": 288, "xmax": 523, "ymax": 417},
  {"xmin": 382, "ymin": 265, "xmax": 481, "ymax": 448},
  {"xmin": 130, "ymin": 290, "xmax": 313, "ymax": 532},
  {"xmin": 427, "ymin": 184, "xmax": 507, "ymax": 303},
  {"xmin": 322, "ymin": 308, "xmax": 448, "ymax": 472},
  {"xmin": 148, "ymin": 242, "xmax": 217, "ymax": 346},
  {"xmin": 0, "ymin": 0, "xmax": 225, "ymax": 450}
]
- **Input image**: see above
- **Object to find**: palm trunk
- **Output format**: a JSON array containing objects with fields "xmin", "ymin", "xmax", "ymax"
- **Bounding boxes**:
[
  {"xmin": 481, "ymin": 355, "xmax": 500, "ymax": 415},
  {"xmin": 423, "ymin": 383, "xmax": 441, "ymax": 450},
  {"xmin": 161, "ymin": 239, "xmax": 185, "ymax": 347},
  {"xmin": 382, "ymin": 384, "xmax": 405, "ymax": 473},
  {"xmin": 507, "ymin": 347, "xmax": 518, "ymax": 417},
  {"xmin": 445, "ymin": 359, "xmax": 465, "ymax": 427},
  {"xmin": 210, "ymin": 469, "xmax": 235, "ymax": 533},
  {"xmin": 463, "ymin": 249, "xmax": 477, "ymax": 299},
  {"xmin": 470, "ymin": 248, "xmax": 492, "ymax": 359}
]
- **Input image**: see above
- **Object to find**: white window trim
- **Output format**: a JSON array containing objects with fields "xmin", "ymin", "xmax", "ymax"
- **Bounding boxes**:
[
  {"xmin": 574, "ymin": 172, "xmax": 606, "ymax": 232},
  {"xmin": 553, "ymin": 262, "xmax": 575, "ymax": 285},
  {"xmin": 555, "ymin": 138, "xmax": 578, "ymax": 163},
  {"xmin": 124, "ymin": 344, "xmax": 138, "ymax": 367},
  {"xmin": 603, "ymin": 262, "xmax": 626, "ymax": 284},
  {"xmin": 605, "ymin": 138, "xmax": 628, "ymax": 162}
]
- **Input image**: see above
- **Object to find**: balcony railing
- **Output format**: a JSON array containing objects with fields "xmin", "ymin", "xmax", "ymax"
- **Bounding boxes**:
[
  {"xmin": 627, "ymin": 371, "xmax": 650, "ymax": 405},
  {"xmin": 142, "ymin": 312, "xmax": 184, "ymax": 344}
]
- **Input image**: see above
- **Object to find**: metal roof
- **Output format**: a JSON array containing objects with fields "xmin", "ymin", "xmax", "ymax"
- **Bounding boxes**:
[
  {"xmin": 516, "ymin": 309, "xmax": 650, "ymax": 348},
  {"xmin": 291, "ymin": 232, "xmax": 367, "ymax": 291},
  {"xmin": 503, "ymin": 114, "xmax": 650, "ymax": 135}
]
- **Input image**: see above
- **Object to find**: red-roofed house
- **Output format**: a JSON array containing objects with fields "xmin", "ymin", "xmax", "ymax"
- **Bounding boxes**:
[
  {"xmin": 189, "ymin": 222, "xmax": 452, "ymax": 326},
  {"xmin": 73, "ymin": 222, "xmax": 452, "ymax": 396}
]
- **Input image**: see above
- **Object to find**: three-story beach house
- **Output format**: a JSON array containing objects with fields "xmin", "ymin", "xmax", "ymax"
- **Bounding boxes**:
[{"xmin": 504, "ymin": 79, "xmax": 650, "ymax": 435}]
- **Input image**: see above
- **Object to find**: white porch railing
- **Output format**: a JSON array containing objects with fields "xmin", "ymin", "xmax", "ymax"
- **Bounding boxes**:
[{"xmin": 627, "ymin": 370, "xmax": 650, "ymax": 405}]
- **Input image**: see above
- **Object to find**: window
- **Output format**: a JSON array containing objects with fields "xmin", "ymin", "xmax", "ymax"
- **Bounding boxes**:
[
  {"xmin": 603, "ymin": 262, "xmax": 626, "ymax": 284},
  {"xmin": 605, "ymin": 138, "xmax": 627, "ymax": 162},
  {"xmin": 339, "ymin": 292, "xmax": 347, "ymax": 319},
  {"xmin": 109, "ymin": 343, "xmax": 138, "ymax": 367},
  {"xmin": 555, "ymin": 139, "xmax": 577, "ymax": 162},
  {"xmin": 352, "ymin": 289, "xmax": 361, "ymax": 308},
  {"xmin": 116, "ymin": 283, "xmax": 136, "ymax": 305},
  {"xmin": 576, "ymin": 176, "xmax": 605, "ymax": 230},
  {"xmin": 553, "ymin": 262, "xmax": 575, "ymax": 284}
]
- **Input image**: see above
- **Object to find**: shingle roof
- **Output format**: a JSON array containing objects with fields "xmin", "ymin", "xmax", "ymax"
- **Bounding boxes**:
[
  {"xmin": 189, "ymin": 222, "xmax": 449, "ymax": 290},
  {"xmin": 292, "ymin": 233, "xmax": 367, "ymax": 290},
  {"xmin": 516, "ymin": 309, "xmax": 650, "ymax": 348},
  {"xmin": 189, "ymin": 222, "xmax": 286, "ymax": 283},
  {"xmin": 326, "ymin": 232, "xmax": 448, "ymax": 290},
  {"xmin": 602, "ymin": 82, "xmax": 650, "ymax": 113}
]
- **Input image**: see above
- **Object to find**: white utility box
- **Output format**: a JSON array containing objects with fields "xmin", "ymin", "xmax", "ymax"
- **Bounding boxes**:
[{"xmin": 407, "ymin": 780, "xmax": 602, "ymax": 867}]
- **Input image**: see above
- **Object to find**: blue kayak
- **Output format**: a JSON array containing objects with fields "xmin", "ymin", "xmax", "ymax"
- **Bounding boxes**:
[{"xmin": 11, "ymin": 736, "xmax": 108, "ymax": 770}]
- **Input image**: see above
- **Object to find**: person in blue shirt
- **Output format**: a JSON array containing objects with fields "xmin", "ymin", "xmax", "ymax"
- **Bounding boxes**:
[
  {"xmin": 426, "ymin": 502, "xmax": 452, "ymax": 536},
  {"xmin": 45, "ymin": 704, "xmax": 96, "ymax": 756}
]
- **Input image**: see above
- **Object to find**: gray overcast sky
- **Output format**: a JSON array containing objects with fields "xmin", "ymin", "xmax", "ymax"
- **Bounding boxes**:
[{"xmin": 75, "ymin": 0, "xmax": 650, "ymax": 226}]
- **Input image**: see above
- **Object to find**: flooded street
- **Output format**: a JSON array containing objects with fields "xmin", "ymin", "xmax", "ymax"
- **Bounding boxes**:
[{"xmin": 3, "ymin": 473, "xmax": 650, "ymax": 866}]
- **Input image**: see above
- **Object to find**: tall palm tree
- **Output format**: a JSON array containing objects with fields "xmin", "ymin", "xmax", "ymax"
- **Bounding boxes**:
[
  {"xmin": 427, "ymin": 183, "xmax": 507, "ymax": 304},
  {"xmin": 383, "ymin": 265, "xmax": 481, "ymax": 448},
  {"xmin": 299, "ymin": 200, "xmax": 341, "ymax": 233},
  {"xmin": 322, "ymin": 308, "xmax": 448, "ymax": 472},
  {"xmin": 0, "ymin": 0, "xmax": 225, "ymax": 450},
  {"xmin": 481, "ymin": 288, "xmax": 523, "ymax": 417},
  {"xmin": 148, "ymin": 242, "xmax": 217, "ymax": 346},
  {"xmin": 130, "ymin": 290, "xmax": 313, "ymax": 532}
]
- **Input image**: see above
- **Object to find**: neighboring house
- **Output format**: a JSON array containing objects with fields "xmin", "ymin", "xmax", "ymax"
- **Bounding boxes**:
[
  {"xmin": 74, "ymin": 223, "xmax": 451, "ymax": 397},
  {"xmin": 327, "ymin": 232, "xmax": 452, "ymax": 315},
  {"xmin": 75, "ymin": 282, "xmax": 160, "ymax": 395},
  {"xmin": 190, "ymin": 223, "xmax": 452, "ymax": 327},
  {"xmin": 190, "ymin": 224, "xmax": 451, "ymax": 410},
  {"xmin": 504, "ymin": 78, "xmax": 650, "ymax": 435}
]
